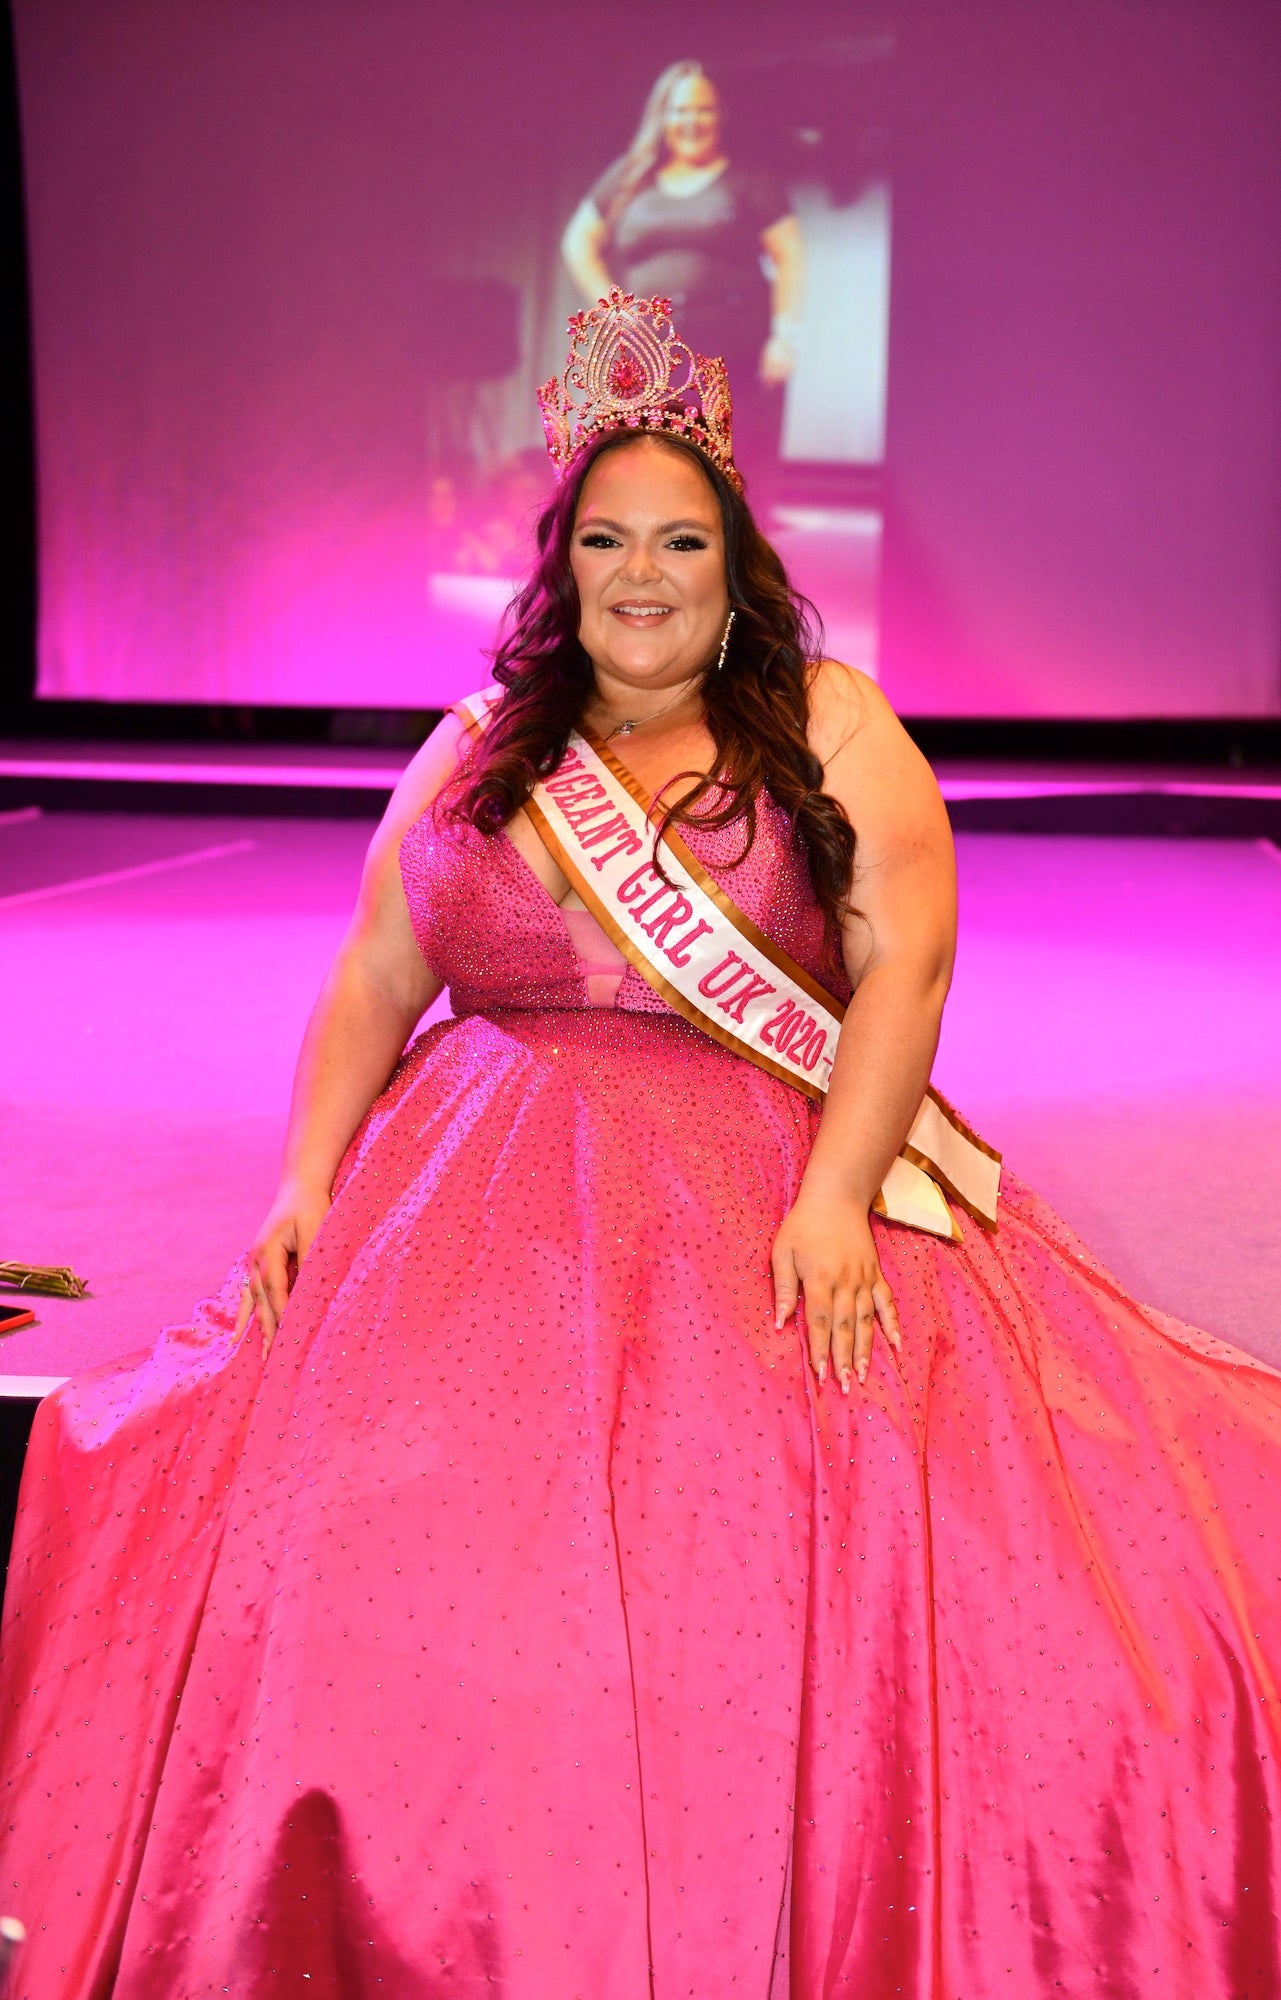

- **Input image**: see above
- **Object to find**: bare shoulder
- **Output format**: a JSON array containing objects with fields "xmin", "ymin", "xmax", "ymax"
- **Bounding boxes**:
[
  {"xmin": 359, "ymin": 698, "xmax": 482, "ymax": 895},
  {"xmin": 805, "ymin": 658, "xmax": 881, "ymax": 751},
  {"xmin": 344, "ymin": 700, "xmax": 484, "ymax": 953},
  {"xmin": 805, "ymin": 659, "xmax": 931, "ymax": 780},
  {"xmin": 378, "ymin": 706, "xmax": 472, "ymax": 844},
  {"xmin": 805, "ymin": 659, "xmax": 949, "ymax": 855}
]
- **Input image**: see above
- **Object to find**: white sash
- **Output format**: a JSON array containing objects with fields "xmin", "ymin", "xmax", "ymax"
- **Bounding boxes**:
[{"xmin": 453, "ymin": 689, "xmax": 1001, "ymax": 1241}]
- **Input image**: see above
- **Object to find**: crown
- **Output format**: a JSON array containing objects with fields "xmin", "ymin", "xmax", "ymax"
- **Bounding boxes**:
[{"xmin": 537, "ymin": 288, "xmax": 740, "ymax": 490}]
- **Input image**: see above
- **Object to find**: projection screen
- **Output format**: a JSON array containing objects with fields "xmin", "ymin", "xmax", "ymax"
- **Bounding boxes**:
[{"xmin": 13, "ymin": 0, "xmax": 1281, "ymax": 715}]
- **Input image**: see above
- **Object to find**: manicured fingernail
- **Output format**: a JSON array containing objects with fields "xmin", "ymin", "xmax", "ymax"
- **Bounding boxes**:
[
  {"xmin": 817, "ymin": 1358, "xmax": 827, "ymax": 1385},
  {"xmin": 856, "ymin": 1361, "xmax": 868, "ymax": 1384},
  {"xmin": 840, "ymin": 1368, "xmax": 851, "ymax": 1395}
]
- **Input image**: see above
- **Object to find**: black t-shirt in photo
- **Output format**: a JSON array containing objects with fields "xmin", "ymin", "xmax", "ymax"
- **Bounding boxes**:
[{"xmin": 588, "ymin": 157, "xmax": 789, "ymax": 344}]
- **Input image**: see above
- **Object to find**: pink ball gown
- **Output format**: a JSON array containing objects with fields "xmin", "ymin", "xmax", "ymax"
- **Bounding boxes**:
[{"xmin": 0, "ymin": 782, "xmax": 1278, "ymax": 1999}]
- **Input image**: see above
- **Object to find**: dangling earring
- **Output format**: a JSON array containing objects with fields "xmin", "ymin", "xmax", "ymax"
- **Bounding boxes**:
[{"xmin": 715, "ymin": 608, "xmax": 736, "ymax": 671}]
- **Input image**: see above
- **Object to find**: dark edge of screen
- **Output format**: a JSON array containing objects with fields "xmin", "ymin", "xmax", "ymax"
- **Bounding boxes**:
[
  {"xmin": 0, "ymin": 0, "xmax": 36, "ymax": 719},
  {"xmin": 2, "ymin": 700, "xmax": 1279, "ymax": 769}
]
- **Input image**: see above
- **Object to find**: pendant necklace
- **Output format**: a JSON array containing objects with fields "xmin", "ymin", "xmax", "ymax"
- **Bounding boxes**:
[{"xmin": 601, "ymin": 680, "xmax": 699, "ymax": 742}]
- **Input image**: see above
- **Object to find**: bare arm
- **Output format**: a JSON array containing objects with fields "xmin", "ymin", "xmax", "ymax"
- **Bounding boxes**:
[
  {"xmin": 771, "ymin": 662, "xmax": 957, "ymax": 1388},
  {"xmin": 804, "ymin": 665, "xmax": 956, "ymax": 1208},
  {"xmin": 759, "ymin": 213, "xmax": 806, "ymax": 384},
  {"xmin": 562, "ymin": 198, "xmax": 614, "ymax": 301},
  {"xmin": 239, "ymin": 710, "xmax": 469, "ymax": 1349}
]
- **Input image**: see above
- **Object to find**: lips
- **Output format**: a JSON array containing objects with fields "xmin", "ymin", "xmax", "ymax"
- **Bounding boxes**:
[{"xmin": 609, "ymin": 603, "xmax": 674, "ymax": 624}]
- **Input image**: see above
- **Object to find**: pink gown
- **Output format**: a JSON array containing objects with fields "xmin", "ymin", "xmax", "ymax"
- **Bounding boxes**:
[{"xmin": 1, "ymin": 787, "xmax": 1279, "ymax": 2000}]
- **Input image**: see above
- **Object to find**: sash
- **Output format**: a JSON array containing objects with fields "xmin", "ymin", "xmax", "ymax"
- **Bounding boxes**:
[{"xmin": 452, "ymin": 689, "xmax": 1001, "ymax": 1241}]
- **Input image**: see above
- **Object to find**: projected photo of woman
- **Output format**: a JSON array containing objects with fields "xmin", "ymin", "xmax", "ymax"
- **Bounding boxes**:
[{"xmin": 561, "ymin": 61, "xmax": 804, "ymax": 491}]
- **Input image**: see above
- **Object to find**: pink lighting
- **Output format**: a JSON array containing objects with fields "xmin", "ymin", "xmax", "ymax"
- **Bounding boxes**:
[
  {"xmin": 2, "ymin": 813, "xmax": 1277, "ymax": 1382},
  {"xmin": 2, "ymin": 4, "xmax": 1280, "ymax": 1987}
]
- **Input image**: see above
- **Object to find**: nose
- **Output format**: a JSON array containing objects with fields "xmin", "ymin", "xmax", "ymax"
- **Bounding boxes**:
[{"xmin": 618, "ymin": 552, "xmax": 662, "ymax": 586}]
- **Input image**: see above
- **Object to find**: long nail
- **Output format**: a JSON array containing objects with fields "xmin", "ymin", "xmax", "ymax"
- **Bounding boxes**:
[
  {"xmin": 856, "ymin": 1360, "xmax": 868, "ymax": 1384},
  {"xmin": 840, "ymin": 1367, "xmax": 851, "ymax": 1395},
  {"xmin": 817, "ymin": 1358, "xmax": 827, "ymax": 1385}
]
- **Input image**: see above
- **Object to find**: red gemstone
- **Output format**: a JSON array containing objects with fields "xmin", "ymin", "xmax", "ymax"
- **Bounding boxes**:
[{"xmin": 608, "ymin": 346, "xmax": 647, "ymax": 399}]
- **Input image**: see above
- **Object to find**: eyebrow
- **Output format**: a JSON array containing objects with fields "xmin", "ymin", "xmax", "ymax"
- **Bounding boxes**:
[{"xmin": 577, "ymin": 516, "xmax": 717, "ymax": 534}]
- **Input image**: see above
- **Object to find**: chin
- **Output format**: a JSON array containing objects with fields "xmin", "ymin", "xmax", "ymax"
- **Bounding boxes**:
[
  {"xmin": 592, "ymin": 631, "xmax": 676, "ymax": 672},
  {"xmin": 608, "ymin": 654, "xmax": 681, "ymax": 684}
]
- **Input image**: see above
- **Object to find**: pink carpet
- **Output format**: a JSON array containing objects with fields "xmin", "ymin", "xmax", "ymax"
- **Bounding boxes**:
[{"xmin": 2, "ymin": 809, "xmax": 1278, "ymax": 1379}]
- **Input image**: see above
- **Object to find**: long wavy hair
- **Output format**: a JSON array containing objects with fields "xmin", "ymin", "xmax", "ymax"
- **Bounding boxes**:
[
  {"xmin": 599, "ymin": 61, "xmax": 719, "ymax": 233},
  {"xmin": 446, "ymin": 429, "xmax": 857, "ymax": 930}
]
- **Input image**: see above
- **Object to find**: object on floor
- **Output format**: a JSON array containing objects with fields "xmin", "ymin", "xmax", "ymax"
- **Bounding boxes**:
[{"xmin": 0, "ymin": 1262, "xmax": 88, "ymax": 1298}]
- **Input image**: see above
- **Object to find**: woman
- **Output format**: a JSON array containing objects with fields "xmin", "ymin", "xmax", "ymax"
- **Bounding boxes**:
[
  {"xmin": 1, "ymin": 293, "xmax": 1278, "ymax": 1998},
  {"xmin": 562, "ymin": 61, "xmax": 804, "ymax": 484}
]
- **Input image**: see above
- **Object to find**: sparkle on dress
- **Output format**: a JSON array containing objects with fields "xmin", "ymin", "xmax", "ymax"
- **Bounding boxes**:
[{"xmin": 0, "ymin": 758, "xmax": 1278, "ymax": 1997}]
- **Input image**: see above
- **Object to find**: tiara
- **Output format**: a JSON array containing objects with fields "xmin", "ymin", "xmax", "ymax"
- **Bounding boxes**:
[{"xmin": 537, "ymin": 288, "xmax": 740, "ymax": 490}]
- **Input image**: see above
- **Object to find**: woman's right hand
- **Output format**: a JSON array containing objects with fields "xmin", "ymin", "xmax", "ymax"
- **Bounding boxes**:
[{"xmin": 235, "ymin": 1179, "xmax": 332, "ymax": 1356}]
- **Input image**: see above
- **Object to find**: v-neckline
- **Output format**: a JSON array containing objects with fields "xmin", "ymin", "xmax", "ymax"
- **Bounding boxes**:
[
  {"xmin": 493, "ymin": 822, "xmax": 632, "ymax": 1008},
  {"xmin": 494, "ymin": 731, "xmax": 722, "ymax": 984}
]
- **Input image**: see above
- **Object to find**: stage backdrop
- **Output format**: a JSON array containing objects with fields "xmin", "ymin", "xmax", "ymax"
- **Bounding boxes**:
[{"xmin": 13, "ymin": 0, "xmax": 1281, "ymax": 716}]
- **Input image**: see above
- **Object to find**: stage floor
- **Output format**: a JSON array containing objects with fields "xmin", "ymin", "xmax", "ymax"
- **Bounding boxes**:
[{"xmin": 2, "ymin": 807, "xmax": 1279, "ymax": 1384}]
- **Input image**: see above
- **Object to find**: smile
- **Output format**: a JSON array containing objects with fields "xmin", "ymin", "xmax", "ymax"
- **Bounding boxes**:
[{"xmin": 610, "ymin": 604, "xmax": 674, "ymax": 619}]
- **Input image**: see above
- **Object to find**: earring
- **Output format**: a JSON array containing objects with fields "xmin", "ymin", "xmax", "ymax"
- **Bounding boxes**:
[{"xmin": 715, "ymin": 608, "xmax": 736, "ymax": 671}]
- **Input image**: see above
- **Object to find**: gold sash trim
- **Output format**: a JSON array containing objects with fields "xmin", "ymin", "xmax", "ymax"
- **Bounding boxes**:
[{"xmin": 450, "ymin": 689, "xmax": 1001, "ymax": 1240}]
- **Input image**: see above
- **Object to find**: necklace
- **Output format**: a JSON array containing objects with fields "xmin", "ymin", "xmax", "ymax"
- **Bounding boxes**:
[{"xmin": 598, "ymin": 679, "xmax": 700, "ymax": 742}]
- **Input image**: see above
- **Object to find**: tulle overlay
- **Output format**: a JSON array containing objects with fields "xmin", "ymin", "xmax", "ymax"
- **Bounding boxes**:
[{"xmin": 1, "ymin": 797, "xmax": 1278, "ymax": 1999}]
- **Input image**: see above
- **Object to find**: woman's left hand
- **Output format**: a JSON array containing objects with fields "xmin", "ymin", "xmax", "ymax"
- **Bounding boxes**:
[
  {"xmin": 759, "ymin": 334, "xmax": 797, "ymax": 385},
  {"xmin": 771, "ymin": 1190, "xmax": 902, "ymax": 1391}
]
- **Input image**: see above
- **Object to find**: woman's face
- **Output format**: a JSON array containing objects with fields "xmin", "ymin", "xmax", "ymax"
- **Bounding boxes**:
[
  {"xmin": 571, "ymin": 438, "xmax": 728, "ymax": 696},
  {"xmin": 662, "ymin": 74, "xmax": 722, "ymax": 166}
]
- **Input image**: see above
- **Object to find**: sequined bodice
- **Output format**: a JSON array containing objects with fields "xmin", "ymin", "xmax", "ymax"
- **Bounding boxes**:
[{"xmin": 400, "ymin": 784, "xmax": 850, "ymax": 1018}]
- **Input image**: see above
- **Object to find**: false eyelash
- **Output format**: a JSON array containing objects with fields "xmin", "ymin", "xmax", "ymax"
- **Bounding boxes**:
[{"xmin": 576, "ymin": 534, "xmax": 709, "ymax": 551}]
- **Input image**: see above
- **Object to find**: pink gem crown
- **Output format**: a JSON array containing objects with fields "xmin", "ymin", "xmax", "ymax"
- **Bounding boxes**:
[{"xmin": 537, "ymin": 289, "xmax": 740, "ymax": 490}]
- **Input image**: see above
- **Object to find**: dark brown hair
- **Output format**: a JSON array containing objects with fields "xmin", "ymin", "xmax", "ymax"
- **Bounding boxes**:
[{"xmin": 447, "ymin": 429, "xmax": 856, "ymax": 929}]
